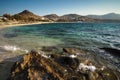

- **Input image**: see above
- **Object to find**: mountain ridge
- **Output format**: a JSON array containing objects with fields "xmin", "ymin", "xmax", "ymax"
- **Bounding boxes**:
[
  {"xmin": 2, "ymin": 10, "xmax": 120, "ymax": 23},
  {"xmin": 87, "ymin": 13, "xmax": 120, "ymax": 20}
]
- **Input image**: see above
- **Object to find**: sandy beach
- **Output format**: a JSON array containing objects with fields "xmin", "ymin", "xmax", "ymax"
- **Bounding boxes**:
[{"xmin": 0, "ymin": 22, "xmax": 51, "ymax": 29}]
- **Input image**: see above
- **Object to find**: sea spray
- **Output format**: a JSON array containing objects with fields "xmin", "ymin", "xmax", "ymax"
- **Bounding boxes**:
[
  {"xmin": 3, "ymin": 45, "xmax": 20, "ymax": 51},
  {"xmin": 38, "ymin": 50, "xmax": 49, "ymax": 58},
  {"xmin": 78, "ymin": 63, "xmax": 96, "ymax": 72},
  {"xmin": 1, "ymin": 45, "xmax": 29, "ymax": 53}
]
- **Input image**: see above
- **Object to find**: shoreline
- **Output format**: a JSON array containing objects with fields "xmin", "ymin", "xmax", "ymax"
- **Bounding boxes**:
[
  {"xmin": 0, "ymin": 22, "xmax": 97, "ymax": 29},
  {"xmin": 0, "ymin": 22, "xmax": 52, "ymax": 29}
]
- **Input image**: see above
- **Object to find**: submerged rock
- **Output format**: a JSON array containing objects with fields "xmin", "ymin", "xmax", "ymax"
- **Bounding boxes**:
[
  {"xmin": 41, "ymin": 46, "xmax": 58, "ymax": 52},
  {"xmin": 100, "ymin": 47, "xmax": 120, "ymax": 57},
  {"xmin": 3, "ymin": 33, "xmax": 17, "ymax": 38},
  {"xmin": 7, "ymin": 49, "xmax": 120, "ymax": 80}
]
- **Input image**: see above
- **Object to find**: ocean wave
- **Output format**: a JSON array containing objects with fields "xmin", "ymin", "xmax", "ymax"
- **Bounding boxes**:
[
  {"xmin": 0, "ymin": 45, "xmax": 28, "ymax": 53},
  {"xmin": 110, "ymin": 43, "xmax": 120, "ymax": 50}
]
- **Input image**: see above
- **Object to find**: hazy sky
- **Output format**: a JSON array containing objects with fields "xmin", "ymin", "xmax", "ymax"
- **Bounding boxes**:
[{"xmin": 0, "ymin": 0, "xmax": 120, "ymax": 16}]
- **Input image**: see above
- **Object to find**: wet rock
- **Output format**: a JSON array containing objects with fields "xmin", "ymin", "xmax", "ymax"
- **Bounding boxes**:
[
  {"xmin": 98, "ymin": 68, "xmax": 119, "ymax": 80},
  {"xmin": 63, "ymin": 48, "xmax": 88, "ymax": 56},
  {"xmin": 41, "ymin": 46, "xmax": 58, "ymax": 52},
  {"xmin": 63, "ymin": 48, "xmax": 80, "ymax": 54},
  {"xmin": 63, "ymin": 48, "xmax": 86, "ymax": 55},
  {"xmin": 56, "ymin": 56, "xmax": 80, "ymax": 69},
  {"xmin": 7, "ymin": 50, "xmax": 120, "ymax": 80},
  {"xmin": 100, "ymin": 47, "xmax": 120, "ymax": 57},
  {"xmin": 41, "ymin": 46, "xmax": 63, "ymax": 55},
  {"xmin": 49, "ymin": 53, "xmax": 80, "ymax": 70},
  {"xmin": 67, "ymin": 76, "xmax": 81, "ymax": 80},
  {"xmin": 50, "ymin": 54, "xmax": 61, "ymax": 59},
  {"xmin": 7, "ymin": 51, "xmax": 65, "ymax": 80},
  {"xmin": 88, "ymin": 72, "xmax": 102, "ymax": 80}
]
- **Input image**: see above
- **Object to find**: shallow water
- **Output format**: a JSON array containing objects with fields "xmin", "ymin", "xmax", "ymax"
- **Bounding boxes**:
[{"xmin": 0, "ymin": 23, "xmax": 120, "ymax": 49}]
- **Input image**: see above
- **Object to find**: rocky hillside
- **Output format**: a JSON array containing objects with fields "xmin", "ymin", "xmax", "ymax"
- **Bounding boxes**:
[
  {"xmin": 7, "ymin": 47, "xmax": 120, "ymax": 80},
  {"xmin": 59, "ymin": 14, "xmax": 80, "ymax": 20},
  {"xmin": 13, "ymin": 10, "xmax": 49, "ymax": 22},
  {"xmin": 74, "ymin": 16, "xmax": 97, "ymax": 22},
  {"xmin": 44, "ymin": 14, "xmax": 59, "ymax": 21},
  {"xmin": 3, "ymin": 10, "xmax": 49, "ymax": 22},
  {"xmin": 57, "ymin": 14, "xmax": 78, "ymax": 22},
  {"xmin": 87, "ymin": 13, "xmax": 120, "ymax": 20},
  {"xmin": 44, "ymin": 13, "xmax": 120, "ymax": 22},
  {"xmin": 45, "ymin": 14, "xmax": 97, "ymax": 22}
]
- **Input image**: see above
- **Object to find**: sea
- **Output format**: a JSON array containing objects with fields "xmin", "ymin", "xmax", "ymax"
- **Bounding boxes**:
[
  {"xmin": 0, "ymin": 22, "xmax": 120, "ymax": 69},
  {"xmin": 0, "ymin": 23, "xmax": 120, "ymax": 49}
]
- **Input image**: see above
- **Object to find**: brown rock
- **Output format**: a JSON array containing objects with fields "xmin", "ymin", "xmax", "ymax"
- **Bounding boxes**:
[
  {"xmin": 7, "ymin": 51, "xmax": 65, "ymax": 80},
  {"xmin": 63, "ymin": 48, "xmax": 80, "ymax": 54},
  {"xmin": 7, "ymin": 50, "xmax": 120, "ymax": 80}
]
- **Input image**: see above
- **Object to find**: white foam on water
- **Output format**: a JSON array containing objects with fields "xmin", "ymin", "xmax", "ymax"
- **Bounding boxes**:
[
  {"xmin": 24, "ymin": 49, "xmax": 29, "ymax": 53},
  {"xmin": 69, "ymin": 54, "xmax": 77, "ymax": 58},
  {"xmin": 38, "ymin": 51, "xmax": 49, "ymax": 58},
  {"xmin": 0, "ymin": 45, "xmax": 29, "ymax": 53},
  {"xmin": 41, "ymin": 54, "xmax": 49, "ymax": 58},
  {"xmin": 78, "ymin": 63, "xmax": 96, "ymax": 72},
  {"xmin": 3, "ymin": 45, "xmax": 20, "ymax": 51},
  {"xmin": 76, "ymin": 53, "xmax": 80, "ymax": 55},
  {"xmin": 99, "ymin": 49, "xmax": 105, "ymax": 53},
  {"xmin": 100, "ymin": 66, "xmax": 106, "ymax": 71},
  {"xmin": 110, "ymin": 43, "xmax": 120, "ymax": 50}
]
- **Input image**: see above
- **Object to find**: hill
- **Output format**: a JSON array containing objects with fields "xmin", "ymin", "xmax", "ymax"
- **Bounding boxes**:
[
  {"xmin": 3, "ymin": 10, "xmax": 49, "ymax": 22},
  {"xmin": 44, "ymin": 14, "xmax": 59, "ymax": 21},
  {"xmin": 60, "ymin": 14, "xmax": 80, "ymax": 19},
  {"xmin": 13, "ymin": 10, "xmax": 49, "ymax": 22},
  {"xmin": 57, "ymin": 14, "xmax": 96, "ymax": 22},
  {"xmin": 87, "ymin": 13, "xmax": 120, "ymax": 20}
]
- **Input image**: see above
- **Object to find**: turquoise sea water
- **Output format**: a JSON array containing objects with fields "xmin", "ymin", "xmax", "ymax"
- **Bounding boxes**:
[
  {"xmin": 0, "ymin": 22, "xmax": 120, "ymax": 69},
  {"xmin": 0, "ymin": 23, "xmax": 120, "ymax": 50}
]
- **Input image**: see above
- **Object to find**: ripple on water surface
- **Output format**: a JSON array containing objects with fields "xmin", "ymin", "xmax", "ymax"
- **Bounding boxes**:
[{"xmin": 0, "ymin": 23, "xmax": 120, "ymax": 49}]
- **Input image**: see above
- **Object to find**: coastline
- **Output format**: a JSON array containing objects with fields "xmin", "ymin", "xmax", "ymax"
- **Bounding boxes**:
[
  {"xmin": 0, "ymin": 22, "xmax": 52, "ymax": 29},
  {"xmin": 0, "ymin": 22, "xmax": 120, "ymax": 80}
]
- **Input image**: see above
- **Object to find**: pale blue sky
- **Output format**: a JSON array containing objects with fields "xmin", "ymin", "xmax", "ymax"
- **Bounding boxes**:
[{"xmin": 0, "ymin": 0, "xmax": 120, "ymax": 16}]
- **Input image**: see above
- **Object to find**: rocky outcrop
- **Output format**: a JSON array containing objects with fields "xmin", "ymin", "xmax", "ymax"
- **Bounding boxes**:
[
  {"xmin": 8, "ymin": 48, "xmax": 120, "ymax": 80},
  {"xmin": 7, "ymin": 51, "xmax": 65, "ymax": 80}
]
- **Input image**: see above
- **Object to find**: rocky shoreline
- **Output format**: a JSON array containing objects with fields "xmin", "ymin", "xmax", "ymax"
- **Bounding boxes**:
[{"xmin": 5, "ymin": 47, "xmax": 120, "ymax": 80}]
